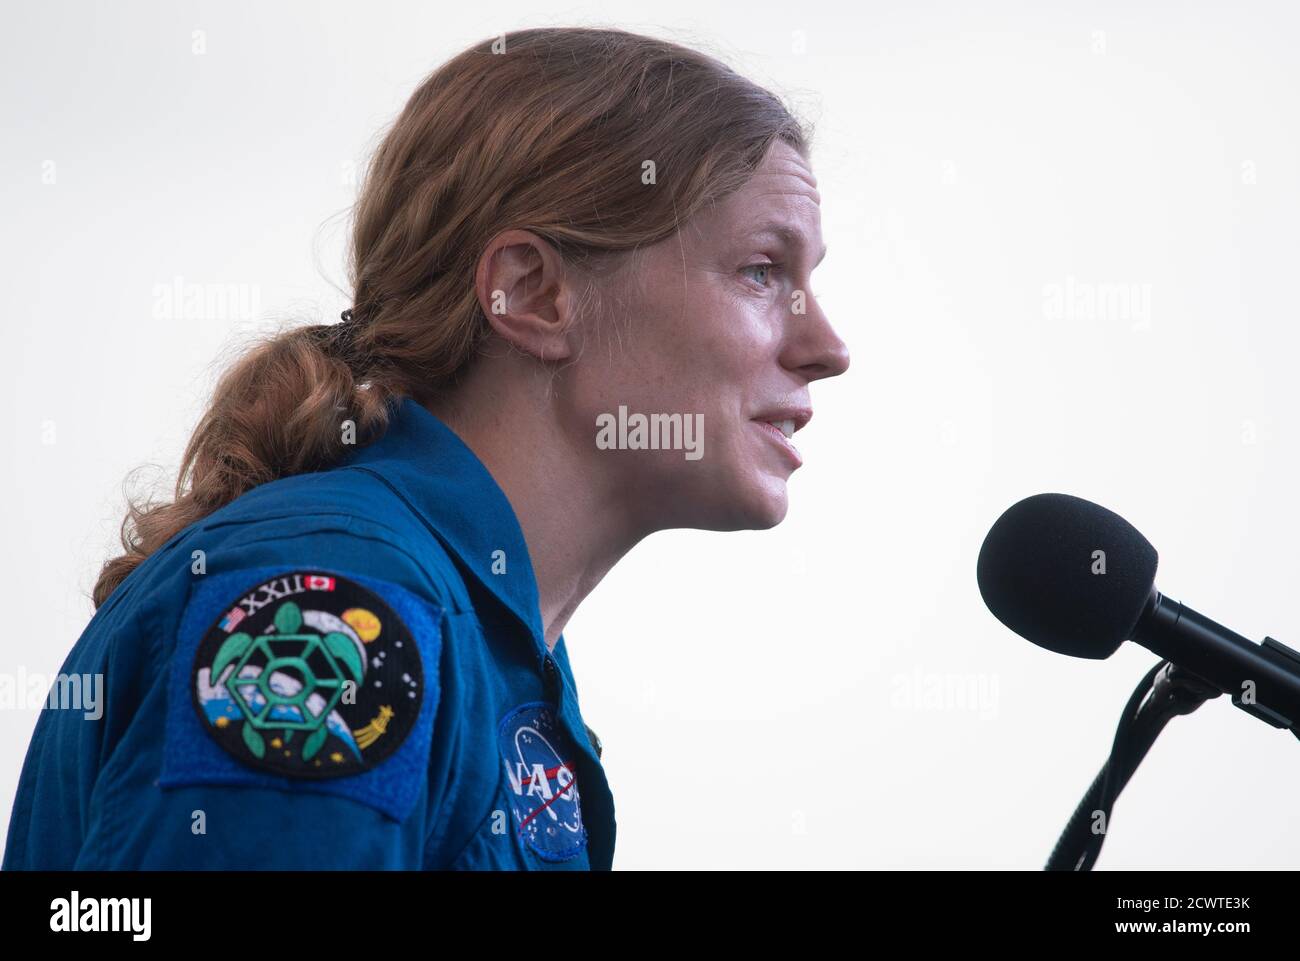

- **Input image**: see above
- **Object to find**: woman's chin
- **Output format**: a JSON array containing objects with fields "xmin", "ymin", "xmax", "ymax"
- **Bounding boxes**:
[
  {"xmin": 708, "ymin": 481, "xmax": 790, "ymax": 531},
  {"xmin": 749, "ymin": 488, "xmax": 790, "ymax": 529},
  {"xmin": 647, "ymin": 470, "xmax": 790, "ymax": 532}
]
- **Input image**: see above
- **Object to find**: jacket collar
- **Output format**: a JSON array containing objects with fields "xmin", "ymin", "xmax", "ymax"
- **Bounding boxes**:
[{"xmin": 341, "ymin": 397, "xmax": 546, "ymax": 655}]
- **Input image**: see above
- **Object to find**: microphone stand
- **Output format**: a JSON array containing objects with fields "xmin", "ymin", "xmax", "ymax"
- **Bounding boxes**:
[{"xmin": 1044, "ymin": 660, "xmax": 1224, "ymax": 871}]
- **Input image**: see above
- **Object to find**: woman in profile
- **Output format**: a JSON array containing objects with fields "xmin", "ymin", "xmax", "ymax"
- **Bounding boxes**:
[{"xmin": 3, "ymin": 27, "xmax": 848, "ymax": 870}]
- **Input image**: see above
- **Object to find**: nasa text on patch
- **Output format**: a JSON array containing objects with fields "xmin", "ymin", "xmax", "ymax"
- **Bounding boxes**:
[{"xmin": 498, "ymin": 701, "xmax": 588, "ymax": 862}]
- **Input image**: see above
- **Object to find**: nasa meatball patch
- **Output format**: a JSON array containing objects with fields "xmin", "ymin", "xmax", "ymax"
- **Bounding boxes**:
[
  {"xmin": 498, "ymin": 701, "xmax": 588, "ymax": 862},
  {"xmin": 191, "ymin": 571, "xmax": 423, "ymax": 779}
]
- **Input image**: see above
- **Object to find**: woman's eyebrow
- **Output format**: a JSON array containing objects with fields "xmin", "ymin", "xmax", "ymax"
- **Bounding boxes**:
[{"xmin": 744, "ymin": 222, "xmax": 828, "ymax": 267}]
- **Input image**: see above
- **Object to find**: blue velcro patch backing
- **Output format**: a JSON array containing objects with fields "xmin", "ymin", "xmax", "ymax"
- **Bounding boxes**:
[{"xmin": 160, "ymin": 566, "xmax": 442, "ymax": 823}]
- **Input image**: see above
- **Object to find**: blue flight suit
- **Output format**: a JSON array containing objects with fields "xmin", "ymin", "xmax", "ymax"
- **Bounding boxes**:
[{"xmin": 2, "ymin": 397, "xmax": 616, "ymax": 870}]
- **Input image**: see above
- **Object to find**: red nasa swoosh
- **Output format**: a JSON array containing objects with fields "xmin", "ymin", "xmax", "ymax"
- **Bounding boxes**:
[{"xmin": 517, "ymin": 760, "xmax": 579, "ymax": 830}]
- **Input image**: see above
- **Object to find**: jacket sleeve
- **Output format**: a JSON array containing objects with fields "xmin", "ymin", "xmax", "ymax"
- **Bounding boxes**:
[{"xmin": 73, "ymin": 523, "xmax": 447, "ymax": 870}]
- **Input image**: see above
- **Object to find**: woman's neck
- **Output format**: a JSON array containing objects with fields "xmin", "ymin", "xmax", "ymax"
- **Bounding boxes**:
[{"xmin": 422, "ymin": 378, "xmax": 641, "ymax": 650}]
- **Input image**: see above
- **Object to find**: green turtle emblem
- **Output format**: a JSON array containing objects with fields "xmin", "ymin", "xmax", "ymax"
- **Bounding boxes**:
[{"xmin": 192, "ymin": 571, "xmax": 422, "ymax": 779}]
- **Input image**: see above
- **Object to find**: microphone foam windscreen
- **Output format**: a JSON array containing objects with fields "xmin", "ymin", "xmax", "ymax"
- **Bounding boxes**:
[{"xmin": 976, "ymin": 493, "xmax": 1158, "ymax": 659}]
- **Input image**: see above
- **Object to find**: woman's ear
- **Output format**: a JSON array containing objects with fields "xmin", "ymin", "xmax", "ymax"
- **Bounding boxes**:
[{"xmin": 475, "ymin": 229, "xmax": 579, "ymax": 362}]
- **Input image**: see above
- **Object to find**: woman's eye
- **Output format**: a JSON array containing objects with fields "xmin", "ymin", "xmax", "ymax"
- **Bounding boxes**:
[{"xmin": 741, "ymin": 262, "xmax": 778, "ymax": 287}]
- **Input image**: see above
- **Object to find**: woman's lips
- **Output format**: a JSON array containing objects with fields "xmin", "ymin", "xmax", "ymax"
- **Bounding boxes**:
[{"xmin": 753, "ymin": 419, "xmax": 803, "ymax": 468}]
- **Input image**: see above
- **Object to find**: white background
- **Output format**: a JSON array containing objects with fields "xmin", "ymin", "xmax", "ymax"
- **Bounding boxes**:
[{"xmin": 3, "ymin": 0, "xmax": 1299, "ymax": 869}]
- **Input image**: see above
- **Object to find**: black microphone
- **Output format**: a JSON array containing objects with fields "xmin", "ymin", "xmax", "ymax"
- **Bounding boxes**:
[{"xmin": 977, "ymin": 492, "xmax": 1300, "ymax": 733}]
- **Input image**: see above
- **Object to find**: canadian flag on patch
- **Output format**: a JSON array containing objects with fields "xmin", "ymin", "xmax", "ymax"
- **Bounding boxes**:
[{"xmin": 305, "ymin": 575, "xmax": 336, "ymax": 591}]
